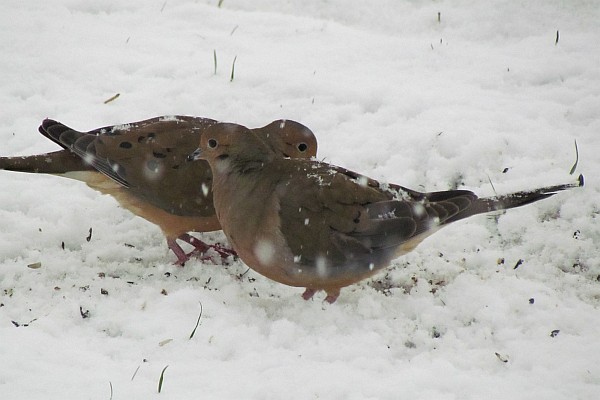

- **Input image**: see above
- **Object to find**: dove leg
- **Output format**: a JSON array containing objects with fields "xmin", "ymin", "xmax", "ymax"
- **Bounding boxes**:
[
  {"xmin": 301, "ymin": 288, "xmax": 340, "ymax": 303},
  {"xmin": 324, "ymin": 289, "xmax": 340, "ymax": 304},
  {"xmin": 178, "ymin": 233, "xmax": 209, "ymax": 253},
  {"xmin": 166, "ymin": 238, "xmax": 190, "ymax": 266},
  {"xmin": 178, "ymin": 233, "xmax": 237, "ymax": 260},
  {"xmin": 208, "ymin": 242, "xmax": 238, "ymax": 259},
  {"xmin": 301, "ymin": 288, "xmax": 317, "ymax": 300}
]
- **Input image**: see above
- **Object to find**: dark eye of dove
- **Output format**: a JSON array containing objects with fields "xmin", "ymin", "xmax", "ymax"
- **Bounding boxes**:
[
  {"xmin": 207, "ymin": 139, "xmax": 218, "ymax": 149},
  {"xmin": 297, "ymin": 143, "xmax": 308, "ymax": 152}
]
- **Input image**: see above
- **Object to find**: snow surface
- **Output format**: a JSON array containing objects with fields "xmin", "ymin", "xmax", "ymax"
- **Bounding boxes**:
[{"xmin": 1, "ymin": 1, "xmax": 599, "ymax": 399}]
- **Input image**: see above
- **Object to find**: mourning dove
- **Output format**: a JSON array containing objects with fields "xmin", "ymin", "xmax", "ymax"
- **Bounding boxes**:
[
  {"xmin": 0, "ymin": 116, "xmax": 317, "ymax": 264},
  {"xmin": 192, "ymin": 123, "xmax": 584, "ymax": 303}
]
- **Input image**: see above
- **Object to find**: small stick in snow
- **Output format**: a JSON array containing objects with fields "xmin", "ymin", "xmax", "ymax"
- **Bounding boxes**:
[
  {"xmin": 131, "ymin": 365, "xmax": 141, "ymax": 381},
  {"xmin": 487, "ymin": 175, "xmax": 497, "ymax": 195},
  {"xmin": 11, "ymin": 318, "xmax": 37, "ymax": 327},
  {"xmin": 86, "ymin": 227, "xmax": 93, "ymax": 242},
  {"xmin": 237, "ymin": 267, "xmax": 250, "ymax": 280},
  {"xmin": 555, "ymin": 30, "xmax": 559, "ymax": 45},
  {"xmin": 103, "ymin": 93, "xmax": 120, "ymax": 104},
  {"xmin": 79, "ymin": 306, "xmax": 90, "ymax": 319}
]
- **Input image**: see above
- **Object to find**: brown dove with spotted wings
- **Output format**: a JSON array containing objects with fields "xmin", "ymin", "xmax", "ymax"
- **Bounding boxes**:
[{"xmin": 0, "ymin": 116, "xmax": 317, "ymax": 264}]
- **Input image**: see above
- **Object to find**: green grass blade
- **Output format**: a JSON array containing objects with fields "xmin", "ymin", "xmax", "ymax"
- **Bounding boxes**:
[
  {"xmin": 230, "ymin": 56, "xmax": 237, "ymax": 82},
  {"xmin": 158, "ymin": 365, "xmax": 169, "ymax": 393},
  {"xmin": 189, "ymin": 302, "xmax": 203, "ymax": 339},
  {"xmin": 213, "ymin": 49, "xmax": 217, "ymax": 75},
  {"xmin": 569, "ymin": 139, "xmax": 579, "ymax": 175}
]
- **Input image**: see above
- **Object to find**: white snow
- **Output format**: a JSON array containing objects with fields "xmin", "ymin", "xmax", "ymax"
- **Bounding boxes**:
[
  {"xmin": 111, "ymin": 123, "xmax": 133, "ymax": 133},
  {"xmin": 1, "ymin": 1, "xmax": 599, "ymax": 399}
]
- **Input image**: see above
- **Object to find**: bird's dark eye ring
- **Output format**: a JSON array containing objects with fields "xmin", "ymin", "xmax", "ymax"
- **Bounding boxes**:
[
  {"xmin": 207, "ymin": 139, "xmax": 218, "ymax": 149},
  {"xmin": 297, "ymin": 142, "xmax": 308, "ymax": 152}
]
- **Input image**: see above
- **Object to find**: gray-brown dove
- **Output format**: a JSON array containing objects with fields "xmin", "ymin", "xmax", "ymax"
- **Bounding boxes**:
[
  {"xmin": 192, "ymin": 122, "xmax": 584, "ymax": 302},
  {"xmin": 0, "ymin": 116, "xmax": 317, "ymax": 264}
]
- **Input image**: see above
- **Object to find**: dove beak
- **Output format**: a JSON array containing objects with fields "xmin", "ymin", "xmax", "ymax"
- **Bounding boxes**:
[{"xmin": 187, "ymin": 148, "xmax": 203, "ymax": 162}]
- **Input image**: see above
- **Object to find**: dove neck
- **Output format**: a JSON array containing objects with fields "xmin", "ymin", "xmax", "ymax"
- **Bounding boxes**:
[
  {"xmin": 236, "ymin": 158, "xmax": 272, "ymax": 174},
  {"xmin": 209, "ymin": 152, "xmax": 273, "ymax": 186},
  {"xmin": 231, "ymin": 135, "xmax": 277, "ymax": 174}
]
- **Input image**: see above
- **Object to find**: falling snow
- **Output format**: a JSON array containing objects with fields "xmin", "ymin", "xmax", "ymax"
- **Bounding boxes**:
[
  {"xmin": 83, "ymin": 153, "xmax": 94, "ymax": 166},
  {"xmin": 315, "ymin": 256, "xmax": 329, "ymax": 277},
  {"xmin": 254, "ymin": 239, "xmax": 275, "ymax": 265},
  {"xmin": 201, "ymin": 183, "xmax": 209, "ymax": 197},
  {"xmin": 1, "ymin": 1, "xmax": 599, "ymax": 400},
  {"xmin": 412, "ymin": 203, "xmax": 427, "ymax": 218},
  {"xmin": 378, "ymin": 211, "xmax": 397, "ymax": 220},
  {"xmin": 356, "ymin": 175, "xmax": 369, "ymax": 187}
]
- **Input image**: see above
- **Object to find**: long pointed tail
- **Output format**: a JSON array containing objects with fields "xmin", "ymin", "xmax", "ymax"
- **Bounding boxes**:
[
  {"xmin": 0, "ymin": 150, "xmax": 91, "ymax": 174},
  {"xmin": 38, "ymin": 119, "xmax": 75, "ymax": 149},
  {"xmin": 446, "ymin": 174, "xmax": 584, "ymax": 223},
  {"xmin": 1, "ymin": 119, "xmax": 98, "ymax": 176}
]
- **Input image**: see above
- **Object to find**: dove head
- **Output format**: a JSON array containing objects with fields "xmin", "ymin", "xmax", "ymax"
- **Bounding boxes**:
[
  {"xmin": 253, "ymin": 119, "xmax": 317, "ymax": 159},
  {"xmin": 195, "ymin": 122, "xmax": 277, "ymax": 175}
]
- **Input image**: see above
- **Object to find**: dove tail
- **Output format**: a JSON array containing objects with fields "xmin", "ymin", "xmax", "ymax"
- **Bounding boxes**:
[
  {"xmin": 446, "ymin": 174, "xmax": 584, "ymax": 223},
  {"xmin": 38, "ymin": 119, "xmax": 80, "ymax": 150},
  {"xmin": 0, "ymin": 150, "xmax": 92, "ymax": 175},
  {"xmin": 0, "ymin": 119, "xmax": 95, "ymax": 175}
]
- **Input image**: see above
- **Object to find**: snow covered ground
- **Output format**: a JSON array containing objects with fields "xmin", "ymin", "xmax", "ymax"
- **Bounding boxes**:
[{"xmin": 1, "ymin": 1, "xmax": 599, "ymax": 398}]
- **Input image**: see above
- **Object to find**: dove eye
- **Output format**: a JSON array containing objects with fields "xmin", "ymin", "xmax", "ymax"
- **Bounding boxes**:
[
  {"xmin": 297, "ymin": 143, "xmax": 308, "ymax": 152},
  {"xmin": 207, "ymin": 139, "xmax": 218, "ymax": 149}
]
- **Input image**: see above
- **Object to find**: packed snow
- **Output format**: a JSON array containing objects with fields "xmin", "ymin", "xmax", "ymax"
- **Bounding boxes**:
[{"xmin": 1, "ymin": 1, "xmax": 599, "ymax": 399}]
